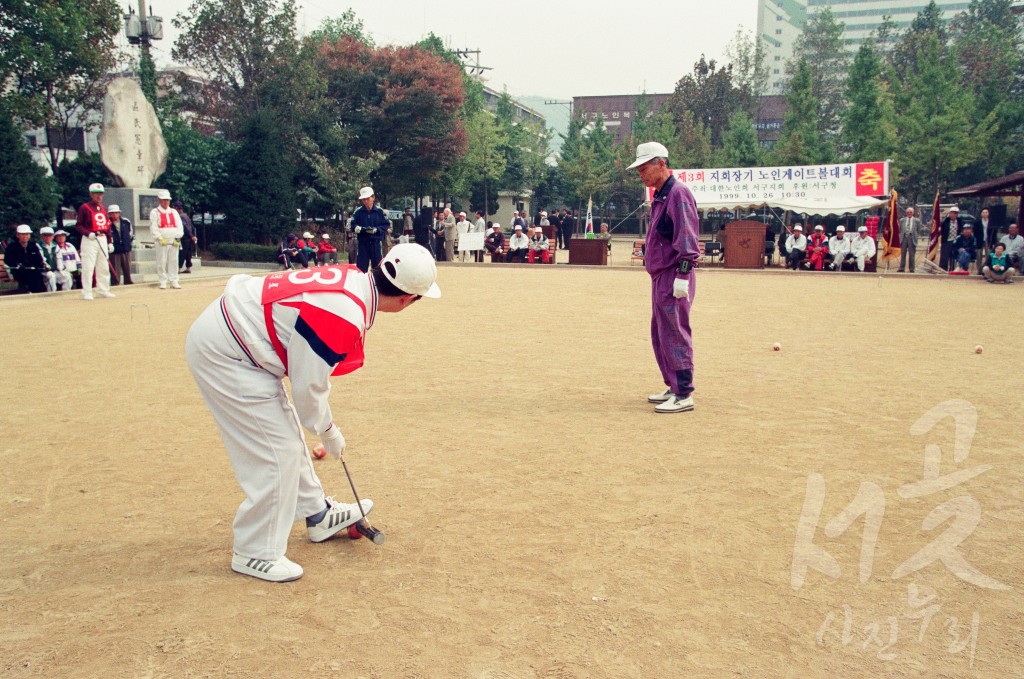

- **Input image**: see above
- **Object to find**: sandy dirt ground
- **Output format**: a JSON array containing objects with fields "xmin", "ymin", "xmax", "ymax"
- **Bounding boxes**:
[{"xmin": 1, "ymin": 262, "xmax": 1021, "ymax": 678}]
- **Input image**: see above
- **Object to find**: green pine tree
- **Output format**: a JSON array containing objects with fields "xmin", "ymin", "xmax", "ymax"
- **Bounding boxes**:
[
  {"xmin": 840, "ymin": 45, "xmax": 897, "ymax": 163},
  {"xmin": 773, "ymin": 59, "xmax": 831, "ymax": 165},
  {"xmin": 713, "ymin": 111, "xmax": 761, "ymax": 167},
  {"xmin": 0, "ymin": 104, "xmax": 57, "ymax": 228}
]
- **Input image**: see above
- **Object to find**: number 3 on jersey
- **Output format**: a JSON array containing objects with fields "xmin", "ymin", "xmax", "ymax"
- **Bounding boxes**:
[{"xmin": 261, "ymin": 265, "xmax": 353, "ymax": 304}]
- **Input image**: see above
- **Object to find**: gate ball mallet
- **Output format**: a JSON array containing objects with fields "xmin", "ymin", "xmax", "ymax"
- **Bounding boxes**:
[{"xmin": 341, "ymin": 458, "xmax": 385, "ymax": 545}]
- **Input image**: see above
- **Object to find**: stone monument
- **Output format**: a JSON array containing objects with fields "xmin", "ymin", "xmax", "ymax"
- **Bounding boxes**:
[{"xmin": 98, "ymin": 77, "xmax": 169, "ymax": 246}]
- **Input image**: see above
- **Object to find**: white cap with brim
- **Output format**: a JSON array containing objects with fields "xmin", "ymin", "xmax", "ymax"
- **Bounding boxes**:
[
  {"xmin": 836, "ymin": 225, "xmax": 846, "ymax": 231},
  {"xmin": 107, "ymin": 204, "xmax": 121, "ymax": 213},
  {"xmin": 303, "ymin": 231, "xmax": 314, "ymax": 239},
  {"xmin": 322, "ymin": 233, "xmax": 330, "ymax": 239},
  {"xmin": 858, "ymin": 226, "xmax": 868, "ymax": 232},
  {"xmin": 89, "ymin": 183, "xmax": 104, "ymax": 193},
  {"xmin": 358, "ymin": 186, "xmax": 374, "ymax": 200},
  {"xmin": 627, "ymin": 141, "xmax": 670, "ymax": 169},
  {"xmin": 55, "ymin": 230, "xmax": 68, "ymax": 236},
  {"xmin": 492, "ymin": 223, "xmax": 501, "ymax": 229},
  {"xmin": 514, "ymin": 224, "xmax": 522, "ymax": 230},
  {"xmin": 381, "ymin": 243, "xmax": 441, "ymax": 299},
  {"xmin": 814, "ymin": 225, "xmax": 824, "ymax": 230},
  {"xmin": 157, "ymin": 189, "xmax": 171, "ymax": 200},
  {"xmin": 949, "ymin": 206, "xmax": 960, "ymax": 212},
  {"xmin": 40, "ymin": 226, "xmax": 54, "ymax": 235},
  {"xmin": 16, "ymin": 224, "xmax": 31, "ymax": 234},
  {"xmin": 793, "ymin": 225, "xmax": 803, "ymax": 231}
]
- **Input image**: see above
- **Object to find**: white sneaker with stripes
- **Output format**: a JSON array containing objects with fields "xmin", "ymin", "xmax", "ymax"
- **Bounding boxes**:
[
  {"xmin": 231, "ymin": 553, "xmax": 304, "ymax": 582},
  {"xmin": 307, "ymin": 497, "xmax": 373, "ymax": 543}
]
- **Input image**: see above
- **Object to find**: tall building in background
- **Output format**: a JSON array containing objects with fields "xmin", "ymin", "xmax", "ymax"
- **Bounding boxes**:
[{"xmin": 757, "ymin": 0, "xmax": 974, "ymax": 92}]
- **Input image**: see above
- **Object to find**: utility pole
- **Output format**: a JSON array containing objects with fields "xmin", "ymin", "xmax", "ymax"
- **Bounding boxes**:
[{"xmin": 124, "ymin": 1, "xmax": 163, "ymax": 103}]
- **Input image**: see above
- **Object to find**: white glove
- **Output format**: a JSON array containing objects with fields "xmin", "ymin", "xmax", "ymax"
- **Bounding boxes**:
[
  {"xmin": 354, "ymin": 226, "xmax": 363, "ymax": 234},
  {"xmin": 88, "ymin": 232, "xmax": 96, "ymax": 240},
  {"xmin": 107, "ymin": 243, "xmax": 114, "ymax": 253},
  {"xmin": 673, "ymin": 278, "xmax": 689, "ymax": 299},
  {"xmin": 320, "ymin": 423, "xmax": 346, "ymax": 460}
]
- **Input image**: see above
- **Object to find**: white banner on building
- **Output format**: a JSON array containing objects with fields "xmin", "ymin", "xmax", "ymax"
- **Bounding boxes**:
[{"xmin": 648, "ymin": 161, "xmax": 890, "ymax": 209}]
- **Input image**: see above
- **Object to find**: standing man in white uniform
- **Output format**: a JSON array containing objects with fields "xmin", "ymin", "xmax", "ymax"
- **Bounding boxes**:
[
  {"xmin": 75, "ymin": 182, "xmax": 115, "ymax": 300},
  {"xmin": 149, "ymin": 189, "xmax": 184, "ymax": 289},
  {"xmin": 185, "ymin": 244, "xmax": 441, "ymax": 582}
]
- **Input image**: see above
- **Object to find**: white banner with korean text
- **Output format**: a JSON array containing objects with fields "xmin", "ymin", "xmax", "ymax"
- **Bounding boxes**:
[{"xmin": 646, "ymin": 161, "xmax": 890, "ymax": 211}]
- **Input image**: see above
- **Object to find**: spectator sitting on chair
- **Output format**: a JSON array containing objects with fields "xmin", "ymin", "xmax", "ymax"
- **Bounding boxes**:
[
  {"xmin": 850, "ymin": 225, "xmax": 877, "ymax": 271},
  {"xmin": 598, "ymin": 223, "xmax": 612, "ymax": 251},
  {"xmin": 507, "ymin": 224, "xmax": 529, "ymax": 263},
  {"xmin": 805, "ymin": 224, "xmax": 829, "ymax": 270},
  {"xmin": 300, "ymin": 232, "xmax": 318, "ymax": 266},
  {"xmin": 4, "ymin": 225, "xmax": 47, "ymax": 293},
  {"xmin": 37, "ymin": 226, "xmax": 62, "ymax": 292},
  {"xmin": 952, "ymin": 224, "xmax": 977, "ymax": 273},
  {"xmin": 53, "ymin": 230, "xmax": 80, "ymax": 290},
  {"xmin": 999, "ymin": 223, "xmax": 1023, "ymax": 271},
  {"xmin": 277, "ymin": 233, "xmax": 307, "ymax": 269},
  {"xmin": 828, "ymin": 225, "xmax": 852, "ymax": 271},
  {"xmin": 982, "ymin": 242, "xmax": 1016, "ymax": 283},
  {"xmin": 528, "ymin": 225, "xmax": 551, "ymax": 263},
  {"xmin": 317, "ymin": 233, "xmax": 338, "ymax": 264},
  {"xmin": 785, "ymin": 224, "xmax": 807, "ymax": 270},
  {"xmin": 485, "ymin": 223, "xmax": 505, "ymax": 262}
]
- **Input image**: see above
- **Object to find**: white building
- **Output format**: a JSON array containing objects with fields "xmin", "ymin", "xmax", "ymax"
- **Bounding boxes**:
[{"xmin": 758, "ymin": 0, "xmax": 974, "ymax": 92}]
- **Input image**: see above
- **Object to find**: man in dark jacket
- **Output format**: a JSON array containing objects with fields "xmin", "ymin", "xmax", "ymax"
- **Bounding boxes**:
[
  {"xmin": 108, "ymin": 204, "xmax": 133, "ymax": 285},
  {"xmin": 952, "ymin": 224, "xmax": 977, "ymax": 272},
  {"xmin": 484, "ymin": 223, "xmax": 505, "ymax": 262},
  {"xmin": 351, "ymin": 186, "xmax": 390, "ymax": 272},
  {"xmin": 559, "ymin": 209, "xmax": 575, "ymax": 249},
  {"xmin": 4, "ymin": 225, "xmax": 47, "ymax": 293},
  {"xmin": 175, "ymin": 200, "xmax": 197, "ymax": 274},
  {"xmin": 939, "ymin": 206, "xmax": 964, "ymax": 271}
]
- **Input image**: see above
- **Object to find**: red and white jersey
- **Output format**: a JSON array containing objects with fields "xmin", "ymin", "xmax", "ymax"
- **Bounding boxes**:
[
  {"xmin": 149, "ymin": 207, "xmax": 184, "ymax": 240},
  {"xmin": 218, "ymin": 265, "xmax": 378, "ymax": 435}
]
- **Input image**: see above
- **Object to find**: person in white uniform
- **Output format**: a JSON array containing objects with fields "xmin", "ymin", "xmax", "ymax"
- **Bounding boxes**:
[
  {"xmin": 827, "ymin": 225, "xmax": 852, "ymax": 270},
  {"xmin": 149, "ymin": 189, "xmax": 184, "ymax": 289},
  {"xmin": 184, "ymin": 244, "xmax": 441, "ymax": 582},
  {"xmin": 850, "ymin": 225, "xmax": 877, "ymax": 271}
]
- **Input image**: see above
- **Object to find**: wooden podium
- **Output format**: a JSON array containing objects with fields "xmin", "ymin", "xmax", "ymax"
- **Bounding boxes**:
[
  {"xmin": 568, "ymin": 237, "xmax": 608, "ymax": 265},
  {"xmin": 722, "ymin": 221, "xmax": 767, "ymax": 269}
]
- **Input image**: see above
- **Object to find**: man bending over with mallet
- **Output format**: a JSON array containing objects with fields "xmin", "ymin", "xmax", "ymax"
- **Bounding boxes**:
[{"xmin": 185, "ymin": 244, "xmax": 441, "ymax": 582}]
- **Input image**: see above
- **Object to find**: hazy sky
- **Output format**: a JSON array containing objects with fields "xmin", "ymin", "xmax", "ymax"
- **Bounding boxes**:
[{"xmin": 140, "ymin": 0, "xmax": 758, "ymax": 99}]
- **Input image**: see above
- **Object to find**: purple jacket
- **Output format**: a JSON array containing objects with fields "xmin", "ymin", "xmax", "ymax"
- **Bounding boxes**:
[{"xmin": 644, "ymin": 174, "xmax": 700, "ymax": 277}]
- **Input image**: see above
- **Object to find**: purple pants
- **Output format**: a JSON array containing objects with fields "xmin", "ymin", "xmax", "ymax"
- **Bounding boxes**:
[{"xmin": 650, "ymin": 271, "xmax": 695, "ymax": 397}]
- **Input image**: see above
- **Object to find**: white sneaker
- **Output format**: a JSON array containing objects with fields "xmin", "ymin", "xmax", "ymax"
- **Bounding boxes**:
[
  {"xmin": 654, "ymin": 394, "xmax": 695, "ymax": 414},
  {"xmin": 82, "ymin": 294, "xmax": 94, "ymax": 301},
  {"xmin": 170, "ymin": 282, "xmax": 181, "ymax": 289},
  {"xmin": 307, "ymin": 497, "xmax": 373, "ymax": 543},
  {"xmin": 648, "ymin": 388, "xmax": 673, "ymax": 403},
  {"xmin": 159, "ymin": 282, "xmax": 168, "ymax": 290},
  {"xmin": 231, "ymin": 553, "xmax": 303, "ymax": 582},
  {"xmin": 98, "ymin": 291, "xmax": 115, "ymax": 298}
]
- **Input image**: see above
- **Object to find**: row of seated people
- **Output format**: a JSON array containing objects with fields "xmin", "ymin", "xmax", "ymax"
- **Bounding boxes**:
[
  {"xmin": 783, "ymin": 224, "xmax": 877, "ymax": 271},
  {"xmin": 277, "ymin": 231, "xmax": 339, "ymax": 268},
  {"xmin": 483, "ymin": 223, "xmax": 552, "ymax": 264}
]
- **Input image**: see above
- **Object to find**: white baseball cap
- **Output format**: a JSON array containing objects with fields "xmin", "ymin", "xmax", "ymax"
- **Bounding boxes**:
[
  {"xmin": 948, "ymin": 205, "xmax": 960, "ymax": 212},
  {"xmin": 858, "ymin": 226, "xmax": 868, "ymax": 232},
  {"xmin": 381, "ymin": 243, "xmax": 441, "ymax": 299},
  {"xmin": 157, "ymin": 189, "xmax": 171, "ymax": 200},
  {"xmin": 814, "ymin": 224, "xmax": 824, "ymax": 231},
  {"xmin": 321, "ymin": 233, "xmax": 330, "ymax": 239},
  {"xmin": 793, "ymin": 224, "xmax": 803, "ymax": 231},
  {"xmin": 836, "ymin": 225, "xmax": 846, "ymax": 231},
  {"xmin": 514, "ymin": 224, "xmax": 522, "ymax": 230},
  {"xmin": 55, "ymin": 229, "xmax": 68, "ymax": 236},
  {"xmin": 492, "ymin": 222, "xmax": 501, "ymax": 229},
  {"xmin": 16, "ymin": 224, "xmax": 31, "ymax": 234},
  {"xmin": 303, "ymin": 231, "xmax": 314, "ymax": 239},
  {"xmin": 627, "ymin": 141, "xmax": 669, "ymax": 169},
  {"xmin": 107, "ymin": 204, "xmax": 121, "ymax": 213},
  {"xmin": 89, "ymin": 183, "xmax": 104, "ymax": 193},
  {"xmin": 40, "ymin": 226, "xmax": 54, "ymax": 235},
  {"xmin": 358, "ymin": 186, "xmax": 374, "ymax": 200}
]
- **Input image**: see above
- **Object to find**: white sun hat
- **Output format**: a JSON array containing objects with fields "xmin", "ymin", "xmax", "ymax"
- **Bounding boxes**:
[
  {"xmin": 627, "ymin": 141, "xmax": 670, "ymax": 169},
  {"xmin": 381, "ymin": 243, "xmax": 441, "ymax": 298}
]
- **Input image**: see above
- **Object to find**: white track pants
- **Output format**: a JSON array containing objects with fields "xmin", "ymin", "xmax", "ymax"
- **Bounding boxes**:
[
  {"xmin": 80, "ymin": 235, "xmax": 111, "ymax": 297},
  {"xmin": 185, "ymin": 299, "xmax": 329, "ymax": 560},
  {"xmin": 155, "ymin": 243, "xmax": 180, "ymax": 286}
]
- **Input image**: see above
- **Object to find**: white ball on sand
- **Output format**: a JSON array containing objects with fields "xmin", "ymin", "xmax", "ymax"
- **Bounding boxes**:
[
  {"xmin": 975, "ymin": 345, "xmax": 984, "ymax": 354},
  {"xmin": 773, "ymin": 342, "xmax": 782, "ymax": 352}
]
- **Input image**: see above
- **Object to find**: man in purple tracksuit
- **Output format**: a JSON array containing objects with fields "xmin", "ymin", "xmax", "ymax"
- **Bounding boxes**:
[{"xmin": 629, "ymin": 142, "xmax": 700, "ymax": 414}]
